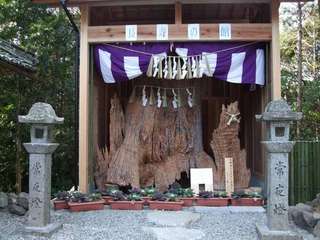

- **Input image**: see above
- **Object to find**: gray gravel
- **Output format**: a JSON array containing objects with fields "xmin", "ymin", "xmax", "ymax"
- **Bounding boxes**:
[{"xmin": 0, "ymin": 207, "xmax": 316, "ymax": 240}]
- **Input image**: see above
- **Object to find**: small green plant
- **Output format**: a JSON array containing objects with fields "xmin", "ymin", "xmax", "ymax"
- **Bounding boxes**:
[
  {"xmin": 112, "ymin": 190, "xmax": 126, "ymax": 201},
  {"xmin": 151, "ymin": 192, "xmax": 167, "ymax": 201},
  {"xmin": 89, "ymin": 193, "xmax": 102, "ymax": 201},
  {"xmin": 143, "ymin": 187, "xmax": 156, "ymax": 196},
  {"xmin": 199, "ymin": 191, "xmax": 214, "ymax": 199},
  {"xmin": 129, "ymin": 187, "xmax": 142, "ymax": 195},
  {"xmin": 127, "ymin": 193, "xmax": 142, "ymax": 201},
  {"xmin": 70, "ymin": 191, "xmax": 90, "ymax": 203},
  {"xmin": 55, "ymin": 191, "xmax": 71, "ymax": 201},
  {"xmin": 214, "ymin": 191, "xmax": 228, "ymax": 198},
  {"xmin": 166, "ymin": 193, "xmax": 178, "ymax": 202},
  {"xmin": 182, "ymin": 188, "xmax": 194, "ymax": 198}
]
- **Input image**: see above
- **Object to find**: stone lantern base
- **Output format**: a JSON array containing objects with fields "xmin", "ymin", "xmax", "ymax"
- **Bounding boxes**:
[
  {"xmin": 256, "ymin": 224, "xmax": 302, "ymax": 240},
  {"xmin": 25, "ymin": 222, "xmax": 62, "ymax": 237}
]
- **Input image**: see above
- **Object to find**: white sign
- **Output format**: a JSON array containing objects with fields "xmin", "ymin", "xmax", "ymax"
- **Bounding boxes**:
[
  {"xmin": 224, "ymin": 158, "xmax": 234, "ymax": 195},
  {"xmin": 126, "ymin": 25, "xmax": 137, "ymax": 41},
  {"xmin": 188, "ymin": 24, "xmax": 200, "ymax": 40},
  {"xmin": 190, "ymin": 168, "xmax": 213, "ymax": 194},
  {"xmin": 219, "ymin": 24, "xmax": 232, "ymax": 40},
  {"xmin": 156, "ymin": 24, "xmax": 168, "ymax": 40}
]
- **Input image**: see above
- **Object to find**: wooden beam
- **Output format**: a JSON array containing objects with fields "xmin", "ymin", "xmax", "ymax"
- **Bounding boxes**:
[
  {"xmin": 32, "ymin": 0, "xmax": 312, "ymax": 6},
  {"xmin": 79, "ymin": 4, "xmax": 90, "ymax": 193},
  {"xmin": 87, "ymin": 23, "xmax": 272, "ymax": 42},
  {"xmin": 175, "ymin": 2, "xmax": 182, "ymax": 25},
  {"xmin": 271, "ymin": 0, "xmax": 281, "ymax": 100}
]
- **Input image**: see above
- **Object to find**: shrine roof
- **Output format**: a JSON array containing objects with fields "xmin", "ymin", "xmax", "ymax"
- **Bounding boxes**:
[{"xmin": 0, "ymin": 38, "xmax": 38, "ymax": 74}]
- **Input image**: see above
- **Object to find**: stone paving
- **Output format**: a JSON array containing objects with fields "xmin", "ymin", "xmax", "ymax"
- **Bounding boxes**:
[{"xmin": 0, "ymin": 206, "xmax": 316, "ymax": 240}]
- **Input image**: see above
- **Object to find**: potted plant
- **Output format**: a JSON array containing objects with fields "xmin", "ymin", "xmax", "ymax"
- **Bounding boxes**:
[
  {"xmin": 231, "ymin": 191, "xmax": 264, "ymax": 206},
  {"xmin": 148, "ymin": 192, "xmax": 183, "ymax": 211},
  {"xmin": 53, "ymin": 191, "xmax": 70, "ymax": 210},
  {"xmin": 109, "ymin": 190, "xmax": 144, "ymax": 210},
  {"xmin": 100, "ymin": 187, "xmax": 119, "ymax": 205},
  {"xmin": 196, "ymin": 191, "xmax": 230, "ymax": 206},
  {"xmin": 141, "ymin": 187, "xmax": 156, "ymax": 204},
  {"xmin": 67, "ymin": 192, "xmax": 105, "ymax": 212},
  {"xmin": 179, "ymin": 188, "xmax": 195, "ymax": 207}
]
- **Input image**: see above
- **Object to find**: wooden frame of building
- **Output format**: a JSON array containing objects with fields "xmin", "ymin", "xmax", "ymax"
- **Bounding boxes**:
[{"xmin": 33, "ymin": 0, "xmax": 308, "ymax": 193}]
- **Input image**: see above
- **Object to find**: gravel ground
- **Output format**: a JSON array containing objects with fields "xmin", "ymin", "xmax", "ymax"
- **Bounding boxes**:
[{"xmin": 0, "ymin": 207, "xmax": 316, "ymax": 240}]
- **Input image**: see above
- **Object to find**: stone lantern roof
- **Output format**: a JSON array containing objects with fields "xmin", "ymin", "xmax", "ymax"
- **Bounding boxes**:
[
  {"xmin": 18, "ymin": 102, "xmax": 64, "ymax": 124},
  {"xmin": 256, "ymin": 100, "xmax": 302, "ymax": 122}
]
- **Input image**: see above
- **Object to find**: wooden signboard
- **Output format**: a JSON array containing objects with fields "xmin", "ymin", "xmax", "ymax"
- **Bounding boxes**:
[{"xmin": 224, "ymin": 158, "xmax": 234, "ymax": 195}]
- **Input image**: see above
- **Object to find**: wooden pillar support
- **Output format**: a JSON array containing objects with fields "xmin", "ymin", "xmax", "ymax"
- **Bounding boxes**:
[
  {"xmin": 271, "ymin": 0, "xmax": 281, "ymax": 100},
  {"xmin": 79, "ymin": 4, "xmax": 90, "ymax": 193},
  {"xmin": 175, "ymin": 2, "xmax": 182, "ymax": 25}
]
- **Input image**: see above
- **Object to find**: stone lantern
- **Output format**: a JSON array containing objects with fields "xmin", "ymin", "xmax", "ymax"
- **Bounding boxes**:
[
  {"xmin": 256, "ymin": 100, "xmax": 302, "ymax": 240},
  {"xmin": 19, "ymin": 102, "xmax": 64, "ymax": 236}
]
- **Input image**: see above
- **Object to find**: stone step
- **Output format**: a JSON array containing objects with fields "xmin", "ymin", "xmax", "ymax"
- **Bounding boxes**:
[
  {"xmin": 143, "ymin": 227, "xmax": 205, "ymax": 240},
  {"xmin": 147, "ymin": 211, "xmax": 201, "ymax": 227}
]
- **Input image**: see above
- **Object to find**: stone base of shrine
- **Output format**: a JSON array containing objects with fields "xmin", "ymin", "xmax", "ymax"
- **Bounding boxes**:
[
  {"xmin": 25, "ymin": 222, "xmax": 62, "ymax": 237},
  {"xmin": 256, "ymin": 224, "xmax": 302, "ymax": 240}
]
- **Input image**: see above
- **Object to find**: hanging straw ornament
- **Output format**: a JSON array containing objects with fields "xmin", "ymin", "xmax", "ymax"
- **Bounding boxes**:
[
  {"xmin": 177, "ymin": 89, "xmax": 182, "ymax": 107},
  {"xmin": 157, "ymin": 88, "xmax": 162, "ymax": 108},
  {"xmin": 172, "ymin": 89, "xmax": 178, "ymax": 109},
  {"xmin": 186, "ymin": 88, "xmax": 193, "ymax": 108},
  {"xmin": 129, "ymin": 86, "xmax": 136, "ymax": 103},
  {"xmin": 147, "ymin": 55, "xmax": 154, "ymax": 77},
  {"xmin": 192, "ymin": 87, "xmax": 197, "ymax": 106},
  {"xmin": 162, "ymin": 89, "xmax": 168, "ymax": 108},
  {"xmin": 142, "ymin": 86, "xmax": 148, "ymax": 107},
  {"xmin": 149, "ymin": 87, "xmax": 155, "ymax": 106}
]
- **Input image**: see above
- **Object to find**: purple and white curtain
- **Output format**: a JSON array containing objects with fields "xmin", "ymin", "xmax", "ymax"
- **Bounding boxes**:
[{"xmin": 94, "ymin": 42, "xmax": 266, "ymax": 86}]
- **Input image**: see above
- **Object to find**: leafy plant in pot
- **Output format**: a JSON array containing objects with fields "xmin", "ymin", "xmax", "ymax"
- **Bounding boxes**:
[
  {"xmin": 53, "ymin": 191, "xmax": 71, "ymax": 210},
  {"xmin": 196, "ymin": 191, "xmax": 230, "ymax": 206},
  {"xmin": 141, "ymin": 187, "xmax": 156, "ymax": 204},
  {"xmin": 149, "ymin": 192, "xmax": 183, "ymax": 211},
  {"xmin": 99, "ymin": 186, "xmax": 119, "ymax": 205},
  {"xmin": 231, "ymin": 190, "xmax": 264, "ymax": 206},
  {"xmin": 179, "ymin": 188, "xmax": 195, "ymax": 207},
  {"xmin": 109, "ymin": 190, "xmax": 144, "ymax": 210},
  {"xmin": 67, "ymin": 191, "xmax": 105, "ymax": 212}
]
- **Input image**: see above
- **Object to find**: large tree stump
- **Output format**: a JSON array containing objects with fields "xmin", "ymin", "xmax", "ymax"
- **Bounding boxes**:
[
  {"xmin": 210, "ymin": 102, "xmax": 251, "ymax": 190},
  {"xmin": 106, "ymin": 92, "xmax": 214, "ymax": 190}
]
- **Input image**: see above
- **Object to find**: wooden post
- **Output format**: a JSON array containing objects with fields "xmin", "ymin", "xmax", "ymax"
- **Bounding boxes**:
[
  {"xmin": 175, "ymin": 2, "xmax": 182, "ymax": 25},
  {"xmin": 271, "ymin": 0, "xmax": 281, "ymax": 100},
  {"xmin": 79, "ymin": 4, "xmax": 89, "ymax": 193}
]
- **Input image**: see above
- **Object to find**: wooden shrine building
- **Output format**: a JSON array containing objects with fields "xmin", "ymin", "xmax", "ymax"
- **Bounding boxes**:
[{"xmin": 32, "ymin": 0, "xmax": 308, "ymax": 193}]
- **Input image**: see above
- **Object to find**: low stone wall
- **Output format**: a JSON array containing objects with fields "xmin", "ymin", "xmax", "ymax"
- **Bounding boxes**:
[{"xmin": 0, "ymin": 192, "xmax": 29, "ymax": 216}]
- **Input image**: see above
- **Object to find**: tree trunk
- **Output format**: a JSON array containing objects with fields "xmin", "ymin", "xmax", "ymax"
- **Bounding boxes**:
[
  {"xmin": 296, "ymin": 2, "xmax": 303, "ymax": 139},
  {"xmin": 15, "ymin": 77, "xmax": 22, "ymax": 193},
  {"xmin": 106, "ymin": 91, "xmax": 214, "ymax": 190}
]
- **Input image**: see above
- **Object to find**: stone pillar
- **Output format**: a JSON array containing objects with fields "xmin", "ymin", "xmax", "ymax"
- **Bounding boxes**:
[
  {"xmin": 256, "ymin": 100, "xmax": 302, "ymax": 240},
  {"xmin": 19, "ymin": 102, "xmax": 64, "ymax": 236}
]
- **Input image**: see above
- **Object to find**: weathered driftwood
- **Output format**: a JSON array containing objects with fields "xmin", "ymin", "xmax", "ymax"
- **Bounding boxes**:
[
  {"xmin": 106, "ymin": 93, "xmax": 214, "ymax": 191},
  {"xmin": 95, "ymin": 94, "xmax": 125, "ymax": 190},
  {"xmin": 210, "ymin": 101, "xmax": 251, "ymax": 190}
]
